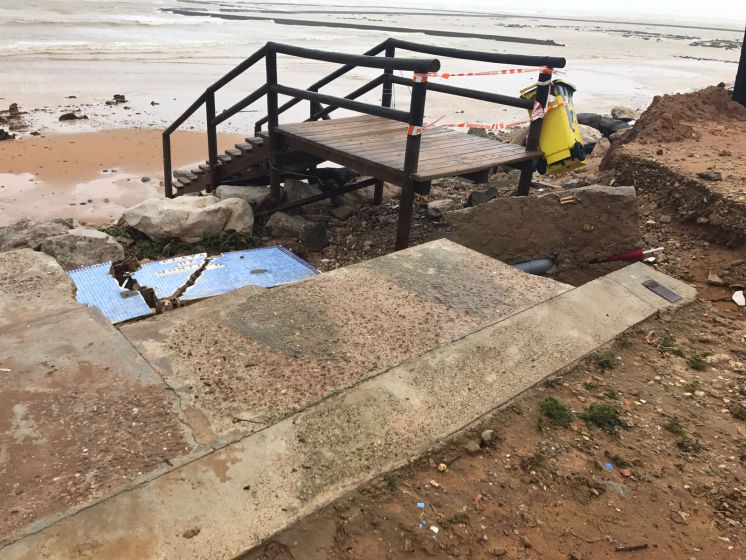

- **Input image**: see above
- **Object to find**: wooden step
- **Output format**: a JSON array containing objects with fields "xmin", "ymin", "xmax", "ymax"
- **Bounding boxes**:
[
  {"xmin": 246, "ymin": 137, "xmax": 264, "ymax": 148},
  {"xmin": 226, "ymin": 148, "xmax": 241, "ymax": 157},
  {"xmin": 174, "ymin": 170, "xmax": 198, "ymax": 181},
  {"xmin": 235, "ymin": 143, "xmax": 253, "ymax": 153},
  {"xmin": 198, "ymin": 163, "xmax": 211, "ymax": 172},
  {"xmin": 218, "ymin": 154, "xmax": 232, "ymax": 163}
]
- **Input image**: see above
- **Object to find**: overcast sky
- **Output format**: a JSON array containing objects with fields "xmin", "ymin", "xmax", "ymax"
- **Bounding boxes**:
[{"xmin": 392, "ymin": 0, "xmax": 746, "ymax": 26}]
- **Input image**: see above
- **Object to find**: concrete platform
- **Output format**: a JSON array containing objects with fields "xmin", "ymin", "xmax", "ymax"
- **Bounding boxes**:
[
  {"xmin": 120, "ymin": 239, "xmax": 572, "ymax": 446},
  {"xmin": 0, "ymin": 239, "xmax": 696, "ymax": 559}
]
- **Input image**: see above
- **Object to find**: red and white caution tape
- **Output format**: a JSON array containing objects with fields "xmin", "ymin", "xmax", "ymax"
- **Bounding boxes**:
[
  {"xmin": 406, "ymin": 100, "xmax": 564, "ymax": 135},
  {"xmin": 421, "ymin": 65, "xmax": 556, "ymax": 80}
]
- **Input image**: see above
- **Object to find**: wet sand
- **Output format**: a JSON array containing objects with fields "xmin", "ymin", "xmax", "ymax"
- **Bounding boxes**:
[{"xmin": 0, "ymin": 129, "xmax": 244, "ymax": 226}]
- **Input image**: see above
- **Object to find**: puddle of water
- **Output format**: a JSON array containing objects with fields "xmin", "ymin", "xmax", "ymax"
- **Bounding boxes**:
[{"xmin": 0, "ymin": 171, "xmax": 160, "ymax": 226}]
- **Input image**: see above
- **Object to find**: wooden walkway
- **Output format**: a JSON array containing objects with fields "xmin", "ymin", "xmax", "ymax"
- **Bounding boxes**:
[{"xmin": 276, "ymin": 115, "xmax": 541, "ymax": 185}]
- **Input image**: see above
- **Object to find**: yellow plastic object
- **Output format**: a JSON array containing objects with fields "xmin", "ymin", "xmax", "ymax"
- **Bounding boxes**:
[{"xmin": 520, "ymin": 79, "xmax": 586, "ymax": 174}]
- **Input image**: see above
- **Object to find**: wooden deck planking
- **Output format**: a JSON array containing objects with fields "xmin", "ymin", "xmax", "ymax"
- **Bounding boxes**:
[{"xmin": 276, "ymin": 115, "xmax": 540, "ymax": 182}]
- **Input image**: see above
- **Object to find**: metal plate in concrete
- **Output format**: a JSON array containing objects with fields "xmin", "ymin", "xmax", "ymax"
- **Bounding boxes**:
[
  {"xmin": 121, "ymin": 239, "xmax": 573, "ymax": 446},
  {"xmin": 1, "ymin": 264, "xmax": 695, "ymax": 560},
  {"xmin": 132, "ymin": 253, "xmax": 207, "ymax": 299},
  {"xmin": 68, "ymin": 262, "xmax": 153, "ymax": 324},
  {"xmin": 0, "ymin": 306, "xmax": 200, "ymax": 546}
]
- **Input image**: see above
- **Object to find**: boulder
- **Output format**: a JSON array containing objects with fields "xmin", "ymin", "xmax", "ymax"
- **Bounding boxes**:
[
  {"xmin": 215, "ymin": 184, "xmax": 271, "ymax": 209},
  {"xmin": 467, "ymin": 186, "xmax": 498, "ymax": 207},
  {"xmin": 59, "ymin": 112, "xmax": 88, "ymax": 121},
  {"xmin": 0, "ymin": 218, "xmax": 73, "ymax": 252},
  {"xmin": 590, "ymin": 137, "xmax": 611, "ymax": 158},
  {"xmin": 427, "ymin": 199, "xmax": 459, "ymax": 219},
  {"xmin": 610, "ymin": 105, "xmax": 640, "ymax": 121},
  {"xmin": 0, "ymin": 128, "xmax": 15, "ymax": 141},
  {"xmin": 446, "ymin": 185, "xmax": 642, "ymax": 284},
  {"xmin": 264, "ymin": 212, "xmax": 328, "ymax": 251},
  {"xmin": 283, "ymin": 178, "xmax": 325, "ymax": 205},
  {"xmin": 579, "ymin": 124, "xmax": 603, "ymax": 145},
  {"xmin": 121, "ymin": 196, "xmax": 253, "ymax": 243},
  {"xmin": 40, "ymin": 228, "xmax": 125, "ymax": 270}
]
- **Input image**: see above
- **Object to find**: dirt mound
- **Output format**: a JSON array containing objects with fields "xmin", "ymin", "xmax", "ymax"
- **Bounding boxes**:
[{"xmin": 626, "ymin": 85, "xmax": 746, "ymax": 144}]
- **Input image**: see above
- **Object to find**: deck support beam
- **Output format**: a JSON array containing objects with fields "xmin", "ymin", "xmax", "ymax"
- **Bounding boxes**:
[
  {"xmin": 266, "ymin": 50, "xmax": 282, "ymax": 204},
  {"xmin": 374, "ymin": 44, "xmax": 396, "ymax": 206}
]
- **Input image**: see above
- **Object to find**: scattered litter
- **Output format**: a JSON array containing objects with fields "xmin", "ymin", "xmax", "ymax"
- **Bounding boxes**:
[
  {"xmin": 642, "ymin": 279, "xmax": 682, "ymax": 303},
  {"xmin": 733, "ymin": 290, "xmax": 745, "ymax": 307},
  {"xmin": 430, "ymin": 526, "xmax": 439, "ymax": 534},
  {"xmin": 429, "ymin": 479, "xmax": 440, "ymax": 488},
  {"xmin": 0, "ymin": 368, "xmax": 10, "ymax": 372},
  {"xmin": 437, "ymin": 463, "xmax": 448, "ymax": 472},
  {"xmin": 604, "ymin": 463, "xmax": 614, "ymax": 471},
  {"xmin": 620, "ymin": 468, "xmax": 632, "ymax": 478},
  {"xmin": 615, "ymin": 543, "xmax": 649, "ymax": 553},
  {"xmin": 417, "ymin": 501, "xmax": 426, "ymax": 509},
  {"xmin": 68, "ymin": 262, "xmax": 152, "ymax": 324},
  {"xmin": 180, "ymin": 246, "xmax": 318, "ymax": 301},
  {"xmin": 418, "ymin": 519, "xmax": 427, "ymax": 528},
  {"xmin": 560, "ymin": 195, "xmax": 576, "ymax": 205},
  {"xmin": 132, "ymin": 253, "xmax": 207, "ymax": 300}
]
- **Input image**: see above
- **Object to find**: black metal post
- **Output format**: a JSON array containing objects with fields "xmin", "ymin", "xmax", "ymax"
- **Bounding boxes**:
[
  {"xmin": 375, "ymin": 44, "xmax": 396, "ymax": 206},
  {"xmin": 162, "ymin": 133, "xmax": 173, "ymax": 198},
  {"xmin": 517, "ymin": 67, "xmax": 552, "ymax": 196},
  {"xmin": 734, "ymin": 27, "xmax": 746, "ymax": 107},
  {"xmin": 395, "ymin": 75, "xmax": 428, "ymax": 251},
  {"xmin": 265, "ymin": 49, "xmax": 282, "ymax": 204},
  {"xmin": 205, "ymin": 90, "xmax": 218, "ymax": 191}
]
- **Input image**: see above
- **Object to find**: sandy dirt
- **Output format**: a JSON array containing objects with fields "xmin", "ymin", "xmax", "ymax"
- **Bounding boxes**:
[{"xmin": 0, "ymin": 129, "xmax": 244, "ymax": 226}]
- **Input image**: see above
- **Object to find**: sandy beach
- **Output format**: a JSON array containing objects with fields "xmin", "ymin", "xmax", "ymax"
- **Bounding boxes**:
[{"xmin": 1, "ymin": 0, "xmax": 743, "ymax": 225}]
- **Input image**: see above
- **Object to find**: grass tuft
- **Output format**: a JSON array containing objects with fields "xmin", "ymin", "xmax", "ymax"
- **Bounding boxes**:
[
  {"xmin": 538, "ymin": 397, "xmax": 572, "ymax": 430},
  {"xmin": 664, "ymin": 416, "xmax": 685, "ymax": 437},
  {"xmin": 687, "ymin": 354, "xmax": 708, "ymax": 372},
  {"xmin": 580, "ymin": 403, "xmax": 627, "ymax": 435},
  {"xmin": 596, "ymin": 353, "xmax": 618, "ymax": 371}
]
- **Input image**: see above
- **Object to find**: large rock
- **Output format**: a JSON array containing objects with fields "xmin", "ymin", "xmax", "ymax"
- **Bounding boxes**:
[
  {"xmin": 445, "ymin": 185, "xmax": 642, "ymax": 284},
  {"xmin": 610, "ymin": 105, "xmax": 641, "ymax": 121},
  {"xmin": 264, "ymin": 211, "xmax": 328, "ymax": 251},
  {"xmin": 40, "ymin": 228, "xmax": 125, "ymax": 270},
  {"xmin": 283, "ymin": 178, "xmax": 325, "ymax": 205},
  {"xmin": 579, "ymin": 124, "xmax": 603, "ymax": 145},
  {"xmin": 215, "ymin": 185, "xmax": 271, "ymax": 209},
  {"xmin": 0, "ymin": 218, "xmax": 72, "ymax": 252},
  {"xmin": 427, "ymin": 199, "xmax": 459, "ymax": 219},
  {"xmin": 121, "ymin": 196, "xmax": 253, "ymax": 243}
]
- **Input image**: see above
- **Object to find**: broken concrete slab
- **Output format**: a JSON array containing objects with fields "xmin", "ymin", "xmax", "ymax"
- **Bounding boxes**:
[
  {"xmin": 0, "ymin": 306, "xmax": 199, "ymax": 546},
  {"xmin": 121, "ymin": 239, "xmax": 572, "ymax": 446},
  {"xmin": 1, "ymin": 263, "xmax": 695, "ymax": 559},
  {"xmin": 445, "ymin": 185, "xmax": 642, "ymax": 284},
  {"xmin": 0, "ymin": 249, "xmax": 78, "ymax": 330}
]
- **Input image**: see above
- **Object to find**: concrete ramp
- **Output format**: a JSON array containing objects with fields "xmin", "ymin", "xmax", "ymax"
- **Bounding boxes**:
[{"xmin": 0, "ymin": 242, "xmax": 695, "ymax": 559}]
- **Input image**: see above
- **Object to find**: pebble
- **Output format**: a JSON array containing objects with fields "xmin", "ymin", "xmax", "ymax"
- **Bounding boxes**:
[
  {"xmin": 493, "ymin": 548, "xmax": 507, "ymax": 557},
  {"xmin": 464, "ymin": 440, "xmax": 481, "ymax": 454},
  {"xmin": 480, "ymin": 429, "xmax": 496, "ymax": 446},
  {"xmin": 569, "ymin": 552, "xmax": 583, "ymax": 560}
]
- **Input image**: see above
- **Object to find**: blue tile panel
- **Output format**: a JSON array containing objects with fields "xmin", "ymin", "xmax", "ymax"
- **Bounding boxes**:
[
  {"xmin": 180, "ymin": 246, "xmax": 318, "ymax": 301},
  {"xmin": 67, "ymin": 262, "xmax": 153, "ymax": 324},
  {"xmin": 131, "ymin": 253, "xmax": 207, "ymax": 299}
]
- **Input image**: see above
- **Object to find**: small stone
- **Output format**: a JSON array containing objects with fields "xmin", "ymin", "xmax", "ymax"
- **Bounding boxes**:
[
  {"xmin": 427, "ymin": 198, "xmax": 459, "ymax": 219},
  {"xmin": 707, "ymin": 270, "xmax": 726, "ymax": 286},
  {"xmin": 182, "ymin": 527, "xmax": 201, "ymax": 539},
  {"xmin": 697, "ymin": 170, "xmax": 722, "ymax": 181},
  {"xmin": 480, "ymin": 429, "xmax": 496, "ymax": 446},
  {"xmin": 58, "ymin": 112, "xmax": 88, "ymax": 121},
  {"xmin": 656, "ymin": 148, "xmax": 664, "ymax": 155},
  {"xmin": 493, "ymin": 548, "xmax": 507, "ymax": 557},
  {"xmin": 569, "ymin": 551, "xmax": 583, "ymax": 560},
  {"xmin": 464, "ymin": 440, "xmax": 481, "ymax": 454},
  {"xmin": 141, "ymin": 176, "xmax": 151, "ymax": 183},
  {"xmin": 467, "ymin": 187, "xmax": 498, "ymax": 207},
  {"xmin": 521, "ymin": 535, "xmax": 533, "ymax": 549},
  {"xmin": 718, "ymin": 149, "xmax": 732, "ymax": 156},
  {"xmin": 330, "ymin": 205, "xmax": 356, "ymax": 221},
  {"xmin": 659, "ymin": 214, "xmax": 672, "ymax": 224},
  {"xmin": 619, "ymin": 468, "xmax": 632, "ymax": 478}
]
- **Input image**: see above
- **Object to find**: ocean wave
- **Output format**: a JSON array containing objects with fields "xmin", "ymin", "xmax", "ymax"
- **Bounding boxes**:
[
  {"xmin": 0, "ymin": 39, "xmax": 244, "ymax": 58},
  {"xmin": 0, "ymin": 15, "xmax": 218, "ymax": 27}
]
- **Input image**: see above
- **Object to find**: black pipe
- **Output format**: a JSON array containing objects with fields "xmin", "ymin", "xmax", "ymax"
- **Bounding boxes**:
[
  {"xmin": 388, "ymin": 75, "xmax": 532, "ymax": 110},
  {"xmin": 734, "ymin": 26, "xmax": 746, "ymax": 107},
  {"xmin": 268, "ymin": 42, "xmax": 440, "ymax": 73},
  {"xmin": 389, "ymin": 38, "xmax": 566, "ymax": 69},
  {"xmin": 271, "ymin": 84, "xmax": 410, "ymax": 123}
]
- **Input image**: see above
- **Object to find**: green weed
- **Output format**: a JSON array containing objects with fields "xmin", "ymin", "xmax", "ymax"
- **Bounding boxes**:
[
  {"xmin": 687, "ymin": 354, "xmax": 708, "ymax": 372},
  {"xmin": 596, "ymin": 353, "xmax": 618, "ymax": 371},
  {"xmin": 538, "ymin": 397, "xmax": 572, "ymax": 430},
  {"xmin": 581, "ymin": 403, "xmax": 628, "ymax": 435}
]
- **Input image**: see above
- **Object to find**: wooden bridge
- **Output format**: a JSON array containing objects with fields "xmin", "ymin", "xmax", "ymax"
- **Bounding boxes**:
[{"xmin": 163, "ymin": 39, "xmax": 566, "ymax": 249}]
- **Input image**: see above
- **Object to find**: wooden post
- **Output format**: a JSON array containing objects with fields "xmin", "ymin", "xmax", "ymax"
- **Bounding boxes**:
[
  {"xmin": 205, "ymin": 90, "xmax": 218, "ymax": 192},
  {"xmin": 374, "ymin": 44, "xmax": 396, "ymax": 206},
  {"xmin": 395, "ymin": 74, "xmax": 427, "ymax": 251},
  {"xmin": 162, "ymin": 133, "xmax": 173, "ymax": 198},
  {"xmin": 517, "ymin": 67, "xmax": 553, "ymax": 196},
  {"xmin": 266, "ymin": 49, "xmax": 282, "ymax": 204},
  {"xmin": 734, "ymin": 27, "xmax": 746, "ymax": 106}
]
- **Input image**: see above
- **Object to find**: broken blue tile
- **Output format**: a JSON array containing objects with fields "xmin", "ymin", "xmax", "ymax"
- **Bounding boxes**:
[
  {"xmin": 132, "ymin": 253, "xmax": 207, "ymax": 300},
  {"xmin": 180, "ymin": 246, "xmax": 318, "ymax": 301},
  {"xmin": 68, "ymin": 262, "xmax": 152, "ymax": 324}
]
